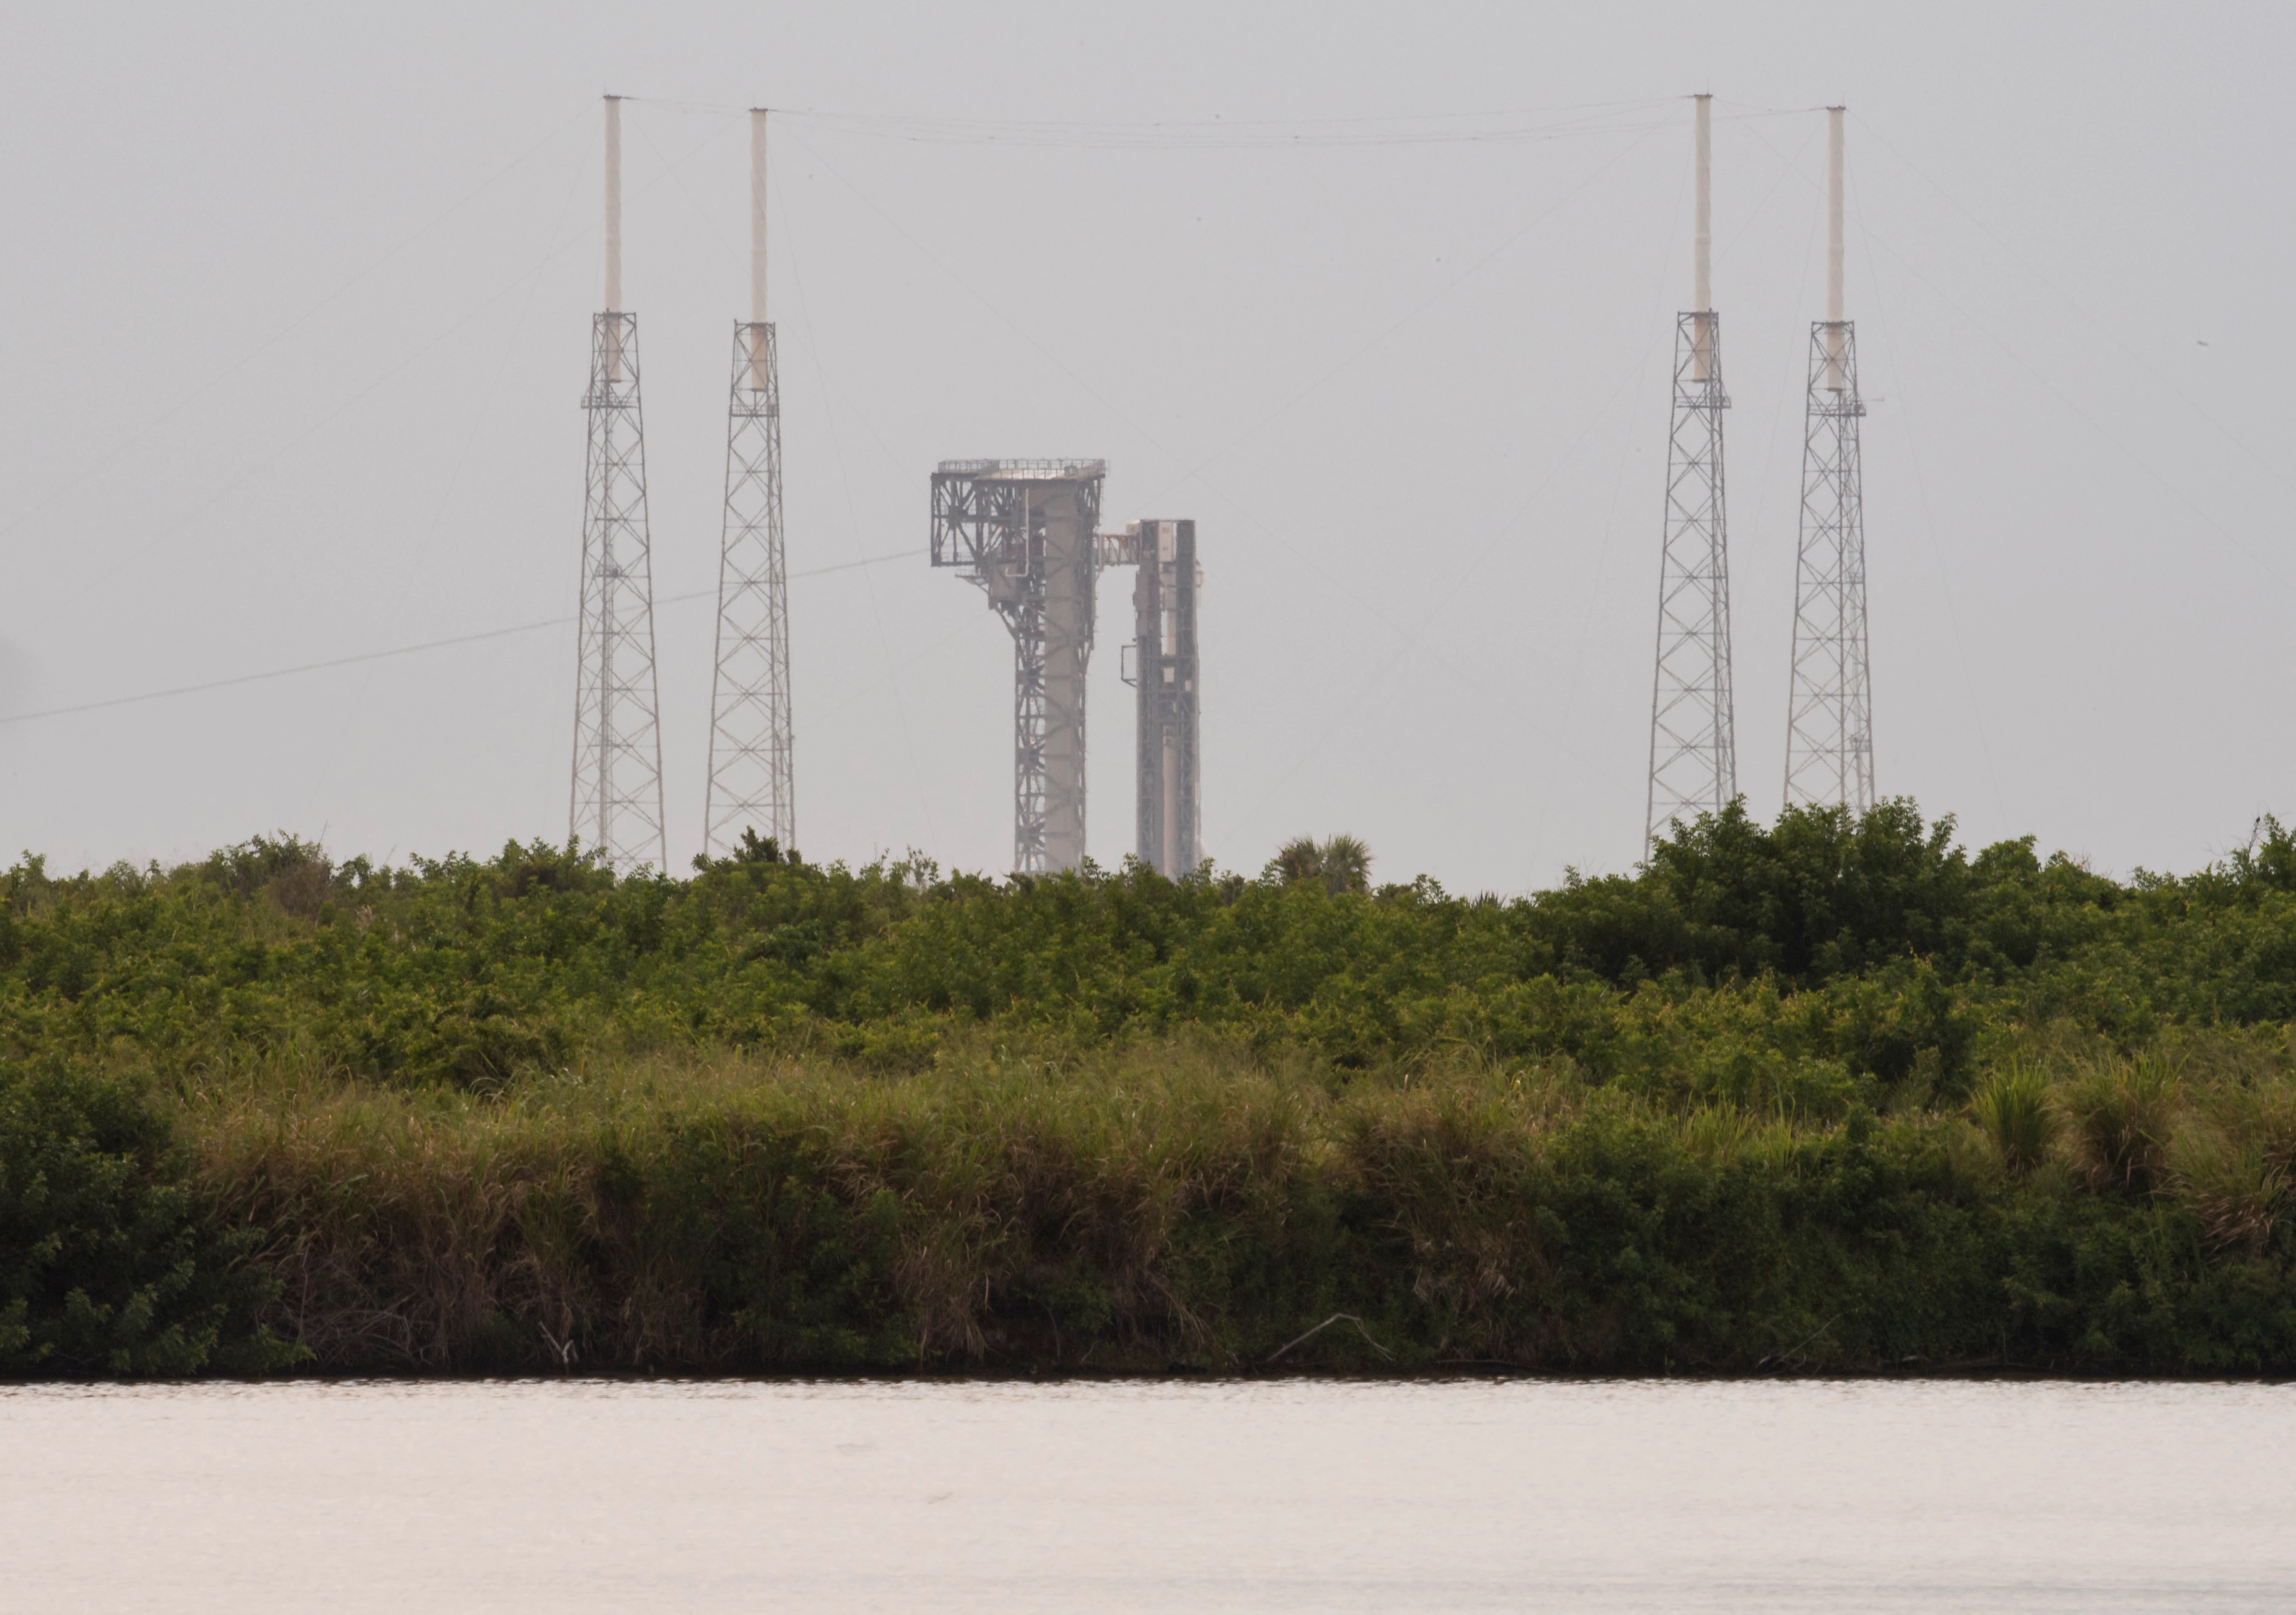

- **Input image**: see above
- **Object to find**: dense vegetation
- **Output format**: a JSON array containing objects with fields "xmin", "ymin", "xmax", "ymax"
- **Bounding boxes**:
[{"xmin": 4, "ymin": 800, "xmax": 2295, "ymax": 1377}]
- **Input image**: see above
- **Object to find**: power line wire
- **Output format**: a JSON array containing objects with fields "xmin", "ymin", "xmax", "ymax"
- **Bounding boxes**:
[
  {"xmin": 0, "ymin": 551, "xmax": 914, "ymax": 729},
  {"xmin": 1849, "ymin": 110, "xmax": 2296, "ymax": 502},
  {"xmin": 770, "ymin": 133, "xmax": 946, "ymax": 851},
  {"xmin": 308, "ymin": 125, "xmax": 604, "ymax": 803},
  {"xmin": 630, "ymin": 93, "xmax": 1814, "ymax": 150},
  {"xmin": 777, "ymin": 111, "xmax": 1666, "ymax": 695}
]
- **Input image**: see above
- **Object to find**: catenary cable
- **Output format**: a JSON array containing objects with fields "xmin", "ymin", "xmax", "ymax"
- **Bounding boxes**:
[{"xmin": 0, "ymin": 551, "xmax": 914, "ymax": 729}]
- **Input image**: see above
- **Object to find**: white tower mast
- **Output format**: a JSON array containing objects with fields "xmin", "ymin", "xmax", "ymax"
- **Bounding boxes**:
[
  {"xmin": 570, "ymin": 95, "xmax": 668, "ymax": 871},
  {"xmin": 1644, "ymin": 92, "xmax": 1738, "ymax": 851},
  {"xmin": 704, "ymin": 107, "xmax": 798, "ymax": 857},
  {"xmin": 1784, "ymin": 106, "xmax": 1876, "ymax": 812}
]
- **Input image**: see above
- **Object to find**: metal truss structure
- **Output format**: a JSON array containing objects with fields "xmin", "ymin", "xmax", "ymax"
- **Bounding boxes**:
[
  {"xmin": 931, "ymin": 460, "xmax": 1106, "ymax": 873},
  {"xmin": 569, "ymin": 310, "xmax": 667, "ymax": 871},
  {"xmin": 703, "ymin": 320, "xmax": 794, "ymax": 856},
  {"xmin": 1116, "ymin": 520, "xmax": 1201, "ymax": 877},
  {"xmin": 1783, "ymin": 318, "xmax": 1875, "ymax": 812},
  {"xmin": 1645, "ymin": 308, "xmax": 1736, "ymax": 850}
]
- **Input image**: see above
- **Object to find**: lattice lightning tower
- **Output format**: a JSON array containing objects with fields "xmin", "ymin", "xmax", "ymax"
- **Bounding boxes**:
[
  {"xmin": 1783, "ymin": 107, "xmax": 1875, "ymax": 812},
  {"xmin": 1646, "ymin": 94, "xmax": 1738, "ymax": 851},
  {"xmin": 704, "ymin": 108, "xmax": 796, "ymax": 856},
  {"xmin": 569, "ymin": 95, "xmax": 667, "ymax": 871}
]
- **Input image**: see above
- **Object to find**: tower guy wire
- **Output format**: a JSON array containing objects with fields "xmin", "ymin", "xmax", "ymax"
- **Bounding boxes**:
[
  {"xmin": 1646, "ymin": 95, "xmax": 1737, "ymax": 852},
  {"xmin": 704, "ymin": 109, "xmax": 797, "ymax": 857},
  {"xmin": 569, "ymin": 95, "xmax": 668, "ymax": 871},
  {"xmin": 1784, "ymin": 107, "xmax": 1875, "ymax": 813}
]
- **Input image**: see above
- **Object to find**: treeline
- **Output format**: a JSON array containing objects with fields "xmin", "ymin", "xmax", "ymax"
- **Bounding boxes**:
[{"xmin": 3, "ymin": 801, "xmax": 2294, "ymax": 1376}]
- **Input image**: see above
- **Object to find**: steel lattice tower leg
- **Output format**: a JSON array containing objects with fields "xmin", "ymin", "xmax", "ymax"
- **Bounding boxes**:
[
  {"xmin": 704, "ymin": 320, "xmax": 794, "ymax": 856},
  {"xmin": 1783, "ymin": 318, "xmax": 1873, "ymax": 811},
  {"xmin": 1783, "ymin": 109, "xmax": 1874, "ymax": 813},
  {"xmin": 1645, "ymin": 308, "xmax": 1736, "ymax": 849},
  {"xmin": 568, "ymin": 97, "xmax": 665, "ymax": 872},
  {"xmin": 1009, "ymin": 496, "xmax": 1051, "ymax": 872},
  {"xmin": 569, "ymin": 310, "xmax": 667, "ymax": 871},
  {"xmin": 1644, "ymin": 94, "xmax": 1736, "ymax": 853}
]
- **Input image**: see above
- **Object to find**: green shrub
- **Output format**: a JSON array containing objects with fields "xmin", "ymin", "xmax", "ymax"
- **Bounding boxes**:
[
  {"xmin": 0, "ymin": 1064, "xmax": 294, "ymax": 1375},
  {"xmin": 4, "ymin": 799, "xmax": 2296, "ymax": 1376}
]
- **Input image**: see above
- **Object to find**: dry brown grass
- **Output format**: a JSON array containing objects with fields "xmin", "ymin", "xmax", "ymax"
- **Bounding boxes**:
[
  {"xmin": 172, "ymin": 1033, "xmax": 1371, "ymax": 1370},
  {"xmin": 162, "ymin": 1023, "xmax": 2296, "ymax": 1374},
  {"xmin": 1973, "ymin": 1024, "xmax": 2296, "ymax": 1248}
]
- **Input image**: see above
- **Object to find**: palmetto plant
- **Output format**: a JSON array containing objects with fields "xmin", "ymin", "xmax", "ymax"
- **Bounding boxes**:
[
  {"xmin": 1274, "ymin": 834, "xmax": 1373, "ymax": 896},
  {"xmin": 2063, "ymin": 1058, "xmax": 2178, "ymax": 1193},
  {"xmin": 1274, "ymin": 836, "xmax": 1324, "ymax": 886},
  {"xmin": 2168, "ymin": 1125, "xmax": 2289, "ymax": 1257},
  {"xmin": 1971, "ymin": 1062, "xmax": 2058, "ymax": 1173},
  {"xmin": 1320, "ymin": 835, "xmax": 1372, "ymax": 895}
]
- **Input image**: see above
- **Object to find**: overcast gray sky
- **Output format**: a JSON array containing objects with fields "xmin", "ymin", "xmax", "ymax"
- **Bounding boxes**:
[{"xmin": 2, "ymin": 1, "xmax": 2290, "ymax": 890}]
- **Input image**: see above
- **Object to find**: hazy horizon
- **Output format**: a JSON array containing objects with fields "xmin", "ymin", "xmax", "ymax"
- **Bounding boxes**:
[{"xmin": 3, "ymin": 1, "xmax": 2290, "ymax": 889}]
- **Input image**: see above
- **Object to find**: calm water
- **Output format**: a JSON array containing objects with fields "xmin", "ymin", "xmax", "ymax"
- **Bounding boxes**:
[{"xmin": 3, "ymin": 1378, "xmax": 2291, "ymax": 1612}]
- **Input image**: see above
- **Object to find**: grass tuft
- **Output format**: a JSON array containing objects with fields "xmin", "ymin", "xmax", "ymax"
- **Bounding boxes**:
[
  {"xmin": 1971, "ymin": 1062, "xmax": 2059, "ymax": 1173},
  {"xmin": 2062, "ymin": 1057, "xmax": 2179, "ymax": 1194}
]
